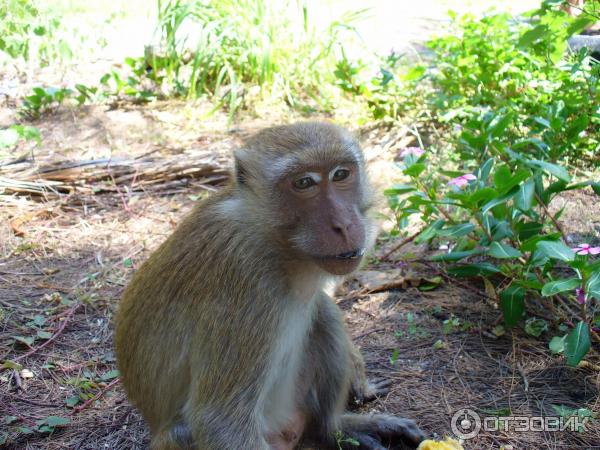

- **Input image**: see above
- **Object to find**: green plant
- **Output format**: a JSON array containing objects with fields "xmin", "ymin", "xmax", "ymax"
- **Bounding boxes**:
[
  {"xmin": 0, "ymin": 0, "xmax": 39, "ymax": 59},
  {"xmin": 0, "ymin": 0, "xmax": 72, "ymax": 65},
  {"xmin": 385, "ymin": 134, "xmax": 599, "ymax": 365},
  {"xmin": 100, "ymin": 58, "xmax": 157, "ymax": 103},
  {"xmin": 334, "ymin": 50, "xmax": 427, "ymax": 122},
  {"xmin": 20, "ymin": 85, "xmax": 97, "ymax": 119},
  {"xmin": 426, "ymin": 2, "xmax": 599, "ymax": 164},
  {"xmin": 373, "ymin": 1, "xmax": 600, "ymax": 366},
  {"xmin": 0, "ymin": 125, "xmax": 40, "ymax": 149},
  {"xmin": 148, "ymin": 0, "xmax": 365, "ymax": 116}
]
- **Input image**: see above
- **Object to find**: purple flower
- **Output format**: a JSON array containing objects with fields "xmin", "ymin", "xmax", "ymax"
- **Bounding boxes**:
[
  {"xmin": 400, "ymin": 147, "xmax": 425, "ymax": 158},
  {"xmin": 576, "ymin": 288, "xmax": 586, "ymax": 305},
  {"xmin": 573, "ymin": 243, "xmax": 600, "ymax": 255},
  {"xmin": 448, "ymin": 173, "xmax": 477, "ymax": 188}
]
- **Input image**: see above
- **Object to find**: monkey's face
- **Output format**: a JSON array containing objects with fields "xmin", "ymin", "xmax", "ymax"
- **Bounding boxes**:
[{"xmin": 276, "ymin": 162, "xmax": 371, "ymax": 276}]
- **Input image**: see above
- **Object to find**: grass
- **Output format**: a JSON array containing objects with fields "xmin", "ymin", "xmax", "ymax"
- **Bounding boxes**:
[{"xmin": 151, "ymin": 0, "xmax": 367, "ymax": 114}]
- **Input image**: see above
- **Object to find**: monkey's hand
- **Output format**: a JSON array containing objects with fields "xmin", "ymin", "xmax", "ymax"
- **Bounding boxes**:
[{"xmin": 349, "ymin": 346, "xmax": 392, "ymax": 406}]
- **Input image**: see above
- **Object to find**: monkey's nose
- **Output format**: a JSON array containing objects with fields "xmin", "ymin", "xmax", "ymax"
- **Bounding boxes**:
[{"xmin": 331, "ymin": 220, "xmax": 352, "ymax": 243}]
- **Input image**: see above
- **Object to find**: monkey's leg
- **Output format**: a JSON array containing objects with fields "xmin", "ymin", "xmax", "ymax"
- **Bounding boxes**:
[
  {"xmin": 150, "ymin": 422, "xmax": 195, "ymax": 450},
  {"xmin": 182, "ymin": 406, "xmax": 271, "ymax": 450},
  {"xmin": 266, "ymin": 411, "xmax": 306, "ymax": 450}
]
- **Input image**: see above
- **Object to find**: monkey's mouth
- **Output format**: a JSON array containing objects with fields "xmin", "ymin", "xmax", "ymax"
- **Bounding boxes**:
[{"xmin": 327, "ymin": 248, "xmax": 365, "ymax": 260}]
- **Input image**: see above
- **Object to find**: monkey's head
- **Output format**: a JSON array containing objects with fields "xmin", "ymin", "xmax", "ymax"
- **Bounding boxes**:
[{"xmin": 234, "ymin": 122, "xmax": 376, "ymax": 276}]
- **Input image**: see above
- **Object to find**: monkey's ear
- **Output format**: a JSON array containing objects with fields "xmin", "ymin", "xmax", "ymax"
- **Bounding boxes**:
[{"xmin": 233, "ymin": 149, "xmax": 249, "ymax": 186}]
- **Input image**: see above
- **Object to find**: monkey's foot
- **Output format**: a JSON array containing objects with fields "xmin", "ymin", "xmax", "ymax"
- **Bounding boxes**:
[
  {"xmin": 341, "ymin": 414, "xmax": 425, "ymax": 449},
  {"xmin": 351, "ymin": 378, "xmax": 393, "ymax": 406}
]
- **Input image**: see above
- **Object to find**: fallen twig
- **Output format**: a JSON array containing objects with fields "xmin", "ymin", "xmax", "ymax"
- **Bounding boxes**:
[
  {"xmin": 12, "ymin": 304, "xmax": 82, "ymax": 362},
  {"xmin": 70, "ymin": 377, "xmax": 120, "ymax": 415},
  {"xmin": 353, "ymin": 327, "xmax": 385, "ymax": 340},
  {"xmin": 381, "ymin": 228, "xmax": 424, "ymax": 260}
]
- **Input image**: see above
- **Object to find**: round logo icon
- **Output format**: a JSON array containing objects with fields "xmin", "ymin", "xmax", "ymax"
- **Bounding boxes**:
[{"xmin": 451, "ymin": 408, "xmax": 481, "ymax": 439}]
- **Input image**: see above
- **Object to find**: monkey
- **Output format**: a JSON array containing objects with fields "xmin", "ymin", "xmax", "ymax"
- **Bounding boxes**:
[{"xmin": 115, "ymin": 121, "xmax": 425, "ymax": 450}]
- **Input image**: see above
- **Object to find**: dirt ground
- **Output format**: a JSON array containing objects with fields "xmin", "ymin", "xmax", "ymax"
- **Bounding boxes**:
[{"xmin": 0, "ymin": 99, "xmax": 599, "ymax": 450}]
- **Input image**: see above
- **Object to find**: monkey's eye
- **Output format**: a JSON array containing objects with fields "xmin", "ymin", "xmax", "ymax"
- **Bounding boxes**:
[
  {"xmin": 332, "ymin": 168, "xmax": 350, "ymax": 182},
  {"xmin": 293, "ymin": 176, "xmax": 316, "ymax": 190}
]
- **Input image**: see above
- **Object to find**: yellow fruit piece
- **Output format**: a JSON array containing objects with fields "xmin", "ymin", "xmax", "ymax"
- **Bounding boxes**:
[{"xmin": 417, "ymin": 437, "xmax": 464, "ymax": 450}]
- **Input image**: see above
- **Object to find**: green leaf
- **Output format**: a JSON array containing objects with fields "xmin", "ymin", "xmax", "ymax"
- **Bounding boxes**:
[
  {"xmin": 13, "ymin": 336, "xmax": 34, "ymax": 347},
  {"xmin": 520, "ymin": 233, "xmax": 561, "ymax": 253},
  {"xmin": 437, "ymin": 223, "xmax": 475, "ymax": 238},
  {"xmin": 41, "ymin": 416, "xmax": 70, "ymax": 427},
  {"xmin": 500, "ymin": 285, "xmax": 525, "ymax": 327},
  {"xmin": 549, "ymin": 335, "xmax": 566, "ymax": 355},
  {"xmin": 515, "ymin": 221, "xmax": 543, "ymax": 241},
  {"xmin": 533, "ymin": 117, "xmax": 551, "ymax": 129},
  {"xmin": 447, "ymin": 263, "xmax": 501, "ymax": 277},
  {"xmin": 518, "ymin": 24, "xmax": 548, "ymax": 48},
  {"xmin": 429, "ymin": 248, "xmax": 482, "ymax": 262},
  {"xmin": 536, "ymin": 240, "xmax": 575, "ymax": 262},
  {"xmin": 489, "ymin": 242, "xmax": 522, "ymax": 259},
  {"xmin": 541, "ymin": 278, "xmax": 581, "ymax": 297},
  {"xmin": 586, "ymin": 271, "xmax": 600, "ymax": 301},
  {"xmin": 403, "ymin": 163, "xmax": 426, "ymax": 177},
  {"xmin": 491, "ymin": 221, "xmax": 513, "ymax": 241},
  {"xmin": 524, "ymin": 318, "xmax": 548, "ymax": 337},
  {"xmin": 415, "ymin": 219, "xmax": 445, "ymax": 244},
  {"xmin": 1, "ymin": 360, "xmax": 23, "ymax": 371},
  {"xmin": 493, "ymin": 165, "xmax": 511, "ymax": 190},
  {"xmin": 4, "ymin": 415, "xmax": 18, "ymax": 425},
  {"xmin": 564, "ymin": 321, "xmax": 591, "ymax": 367},
  {"xmin": 384, "ymin": 184, "xmax": 415, "ymax": 196},
  {"xmin": 567, "ymin": 15, "xmax": 596, "ymax": 37},
  {"xmin": 481, "ymin": 186, "xmax": 519, "ymax": 214},
  {"xmin": 470, "ymin": 187, "xmax": 498, "ymax": 206},
  {"xmin": 514, "ymin": 179, "xmax": 535, "ymax": 211},
  {"xmin": 100, "ymin": 369, "xmax": 119, "ymax": 381},
  {"xmin": 488, "ymin": 114, "xmax": 513, "ymax": 138},
  {"xmin": 493, "ymin": 167, "xmax": 529, "ymax": 195},
  {"xmin": 527, "ymin": 160, "xmax": 570, "ymax": 182},
  {"xmin": 65, "ymin": 396, "xmax": 80, "ymax": 407},
  {"xmin": 564, "ymin": 181, "xmax": 600, "ymax": 196},
  {"xmin": 36, "ymin": 330, "xmax": 52, "ymax": 340}
]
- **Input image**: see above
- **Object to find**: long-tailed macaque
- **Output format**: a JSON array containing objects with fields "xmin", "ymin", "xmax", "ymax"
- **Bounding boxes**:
[{"xmin": 115, "ymin": 122, "xmax": 425, "ymax": 449}]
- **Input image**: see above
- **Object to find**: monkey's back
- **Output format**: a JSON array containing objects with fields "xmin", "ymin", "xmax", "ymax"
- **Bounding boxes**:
[{"xmin": 115, "ymin": 189, "xmax": 283, "ymax": 432}]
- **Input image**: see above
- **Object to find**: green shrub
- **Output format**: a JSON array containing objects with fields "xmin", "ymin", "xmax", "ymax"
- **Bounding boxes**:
[
  {"xmin": 427, "ymin": 4, "xmax": 599, "ymax": 164},
  {"xmin": 372, "ymin": 1, "xmax": 600, "ymax": 364},
  {"xmin": 0, "ymin": 0, "xmax": 72, "ymax": 65}
]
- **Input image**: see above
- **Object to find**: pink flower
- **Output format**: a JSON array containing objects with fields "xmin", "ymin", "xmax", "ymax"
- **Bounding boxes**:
[
  {"xmin": 575, "ymin": 288, "xmax": 586, "ymax": 305},
  {"xmin": 400, "ymin": 147, "xmax": 425, "ymax": 158},
  {"xmin": 448, "ymin": 173, "xmax": 477, "ymax": 188},
  {"xmin": 573, "ymin": 243, "xmax": 600, "ymax": 255}
]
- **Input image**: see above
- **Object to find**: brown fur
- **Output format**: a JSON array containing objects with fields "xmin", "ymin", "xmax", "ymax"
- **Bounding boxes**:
[{"xmin": 115, "ymin": 122, "xmax": 424, "ymax": 449}]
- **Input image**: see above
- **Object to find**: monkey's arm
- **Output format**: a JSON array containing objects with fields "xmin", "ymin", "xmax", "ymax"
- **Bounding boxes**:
[
  {"xmin": 305, "ymin": 293, "xmax": 425, "ymax": 449},
  {"xmin": 318, "ymin": 294, "xmax": 390, "ymax": 406},
  {"xmin": 348, "ymin": 345, "xmax": 392, "ymax": 406}
]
